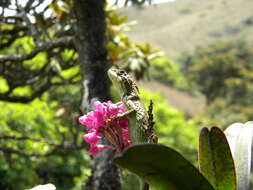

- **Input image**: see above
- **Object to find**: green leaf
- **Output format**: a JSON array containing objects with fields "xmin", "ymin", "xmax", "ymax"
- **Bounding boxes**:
[
  {"xmin": 198, "ymin": 127, "xmax": 236, "ymax": 190},
  {"xmin": 114, "ymin": 143, "xmax": 214, "ymax": 190},
  {"xmin": 224, "ymin": 122, "xmax": 253, "ymax": 190}
]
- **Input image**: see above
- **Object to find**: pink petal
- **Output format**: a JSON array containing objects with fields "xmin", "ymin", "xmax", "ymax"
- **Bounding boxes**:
[
  {"xmin": 118, "ymin": 118, "xmax": 129, "ymax": 129},
  {"xmin": 79, "ymin": 115, "xmax": 86, "ymax": 125},
  {"xmin": 87, "ymin": 144, "xmax": 100, "ymax": 156},
  {"xmin": 122, "ymin": 129, "xmax": 130, "ymax": 147},
  {"xmin": 83, "ymin": 133, "xmax": 101, "ymax": 144},
  {"xmin": 93, "ymin": 111, "xmax": 105, "ymax": 128},
  {"xmin": 79, "ymin": 112, "xmax": 95, "ymax": 128},
  {"xmin": 97, "ymin": 144, "xmax": 114, "ymax": 150},
  {"xmin": 106, "ymin": 101, "xmax": 118, "ymax": 117},
  {"xmin": 79, "ymin": 110, "xmax": 105, "ymax": 130},
  {"xmin": 87, "ymin": 144, "xmax": 114, "ymax": 156},
  {"xmin": 93, "ymin": 101, "xmax": 106, "ymax": 115},
  {"xmin": 116, "ymin": 101, "xmax": 126, "ymax": 113}
]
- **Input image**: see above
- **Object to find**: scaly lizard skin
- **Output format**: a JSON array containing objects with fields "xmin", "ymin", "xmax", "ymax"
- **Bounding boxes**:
[{"xmin": 108, "ymin": 68, "xmax": 157, "ymax": 143}]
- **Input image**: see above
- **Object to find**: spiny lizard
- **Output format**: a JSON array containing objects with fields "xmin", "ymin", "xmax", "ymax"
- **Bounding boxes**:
[{"xmin": 108, "ymin": 68, "xmax": 157, "ymax": 144}]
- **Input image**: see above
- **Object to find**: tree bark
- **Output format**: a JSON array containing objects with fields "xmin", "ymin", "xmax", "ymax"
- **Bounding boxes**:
[
  {"xmin": 74, "ymin": 0, "xmax": 110, "ymax": 107},
  {"xmin": 74, "ymin": 0, "xmax": 122, "ymax": 190}
]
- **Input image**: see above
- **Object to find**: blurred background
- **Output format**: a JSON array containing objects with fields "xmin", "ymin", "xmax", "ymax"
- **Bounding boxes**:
[{"xmin": 1, "ymin": 0, "xmax": 253, "ymax": 189}]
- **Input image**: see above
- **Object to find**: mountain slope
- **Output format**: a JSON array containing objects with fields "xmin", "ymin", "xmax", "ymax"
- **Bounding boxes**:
[
  {"xmin": 138, "ymin": 81, "xmax": 205, "ymax": 116},
  {"xmin": 119, "ymin": 0, "xmax": 253, "ymax": 59}
]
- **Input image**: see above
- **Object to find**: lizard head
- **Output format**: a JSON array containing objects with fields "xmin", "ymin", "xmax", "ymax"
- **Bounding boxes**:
[{"xmin": 108, "ymin": 68, "xmax": 138, "ymax": 96}]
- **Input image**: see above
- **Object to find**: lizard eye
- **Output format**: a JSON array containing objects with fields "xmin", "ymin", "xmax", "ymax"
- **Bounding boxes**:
[{"xmin": 119, "ymin": 70, "xmax": 125, "ymax": 75}]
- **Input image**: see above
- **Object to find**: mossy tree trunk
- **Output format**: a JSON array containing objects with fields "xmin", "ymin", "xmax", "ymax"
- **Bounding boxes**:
[{"xmin": 74, "ymin": 0, "xmax": 122, "ymax": 189}]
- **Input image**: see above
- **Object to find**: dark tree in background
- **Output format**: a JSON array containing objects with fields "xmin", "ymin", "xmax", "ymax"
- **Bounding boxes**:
[{"xmin": 74, "ymin": 0, "xmax": 111, "ymax": 107}]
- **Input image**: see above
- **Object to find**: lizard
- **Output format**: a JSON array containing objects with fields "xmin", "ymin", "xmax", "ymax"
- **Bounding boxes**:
[{"xmin": 107, "ymin": 68, "xmax": 157, "ymax": 144}]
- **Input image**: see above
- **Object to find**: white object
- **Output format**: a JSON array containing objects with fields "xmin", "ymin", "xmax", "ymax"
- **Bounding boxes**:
[
  {"xmin": 224, "ymin": 121, "xmax": 253, "ymax": 190},
  {"xmin": 29, "ymin": 184, "xmax": 56, "ymax": 190}
]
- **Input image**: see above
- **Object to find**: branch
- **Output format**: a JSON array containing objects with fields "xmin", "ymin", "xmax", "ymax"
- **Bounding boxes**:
[
  {"xmin": 19, "ymin": 7, "xmax": 44, "ymax": 45},
  {"xmin": 0, "ymin": 73, "xmax": 80, "ymax": 103},
  {"xmin": 1, "ymin": 25, "xmax": 27, "ymax": 35},
  {"xmin": 0, "ymin": 26, "xmax": 27, "ymax": 50},
  {"xmin": 0, "ymin": 47, "xmax": 78, "ymax": 103},
  {"xmin": 0, "ymin": 79, "xmax": 52, "ymax": 103},
  {"xmin": 0, "ymin": 0, "xmax": 10, "ymax": 8},
  {"xmin": 24, "ymin": 0, "xmax": 34, "ymax": 11},
  {"xmin": 0, "ymin": 135, "xmax": 57, "ymax": 145},
  {"xmin": 0, "ymin": 147, "xmax": 39, "ymax": 157},
  {"xmin": 0, "ymin": 143, "xmax": 85, "ymax": 158},
  {"xmin": 0, "ymin": 36, "xmax": 74, "ymax": 62},
  {"xmin": 0, "ymin": 15, "xmax": 23, "ymax": 23}
]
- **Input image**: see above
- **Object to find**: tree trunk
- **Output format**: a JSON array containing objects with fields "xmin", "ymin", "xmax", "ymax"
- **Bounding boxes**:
[
  {"xmin": 74, "ymin": 0, "xmax": 110, "ymax": 107},
  {"xmin": 74, "ymin": 0, "xmax": 122, "ymax": 190}
]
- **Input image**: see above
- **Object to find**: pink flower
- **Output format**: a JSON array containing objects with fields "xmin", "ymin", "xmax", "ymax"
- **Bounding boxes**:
[
  {"xmin": 83, "ymin": 131, "xmax": 101, "ymax": 144},
  {"xmin": 79, "ymin": 101, "xmax": 131, "ymax": 156}
]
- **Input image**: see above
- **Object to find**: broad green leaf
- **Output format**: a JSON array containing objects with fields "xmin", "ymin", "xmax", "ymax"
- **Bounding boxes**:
[
  {"xmin": 199, "ymin": 127, "xmax": 236, "ymax": 190},
  {"xmin": 224, "ymin": 122, "xmax": 253, "ymax": 190},
  {"xmin": 114, "ymin": 143, "xmax": 214, "ymax": 190}
]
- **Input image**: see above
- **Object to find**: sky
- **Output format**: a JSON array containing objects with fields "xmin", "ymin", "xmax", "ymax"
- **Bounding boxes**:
[{"xmin": 109, "ymin": 0, "xmax": 175, "ymax": 7}]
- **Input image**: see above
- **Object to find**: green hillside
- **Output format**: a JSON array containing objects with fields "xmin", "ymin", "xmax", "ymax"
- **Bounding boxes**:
[{"xmin": 119, "ymin": 0, "xmax": 253, "ymax": 59}]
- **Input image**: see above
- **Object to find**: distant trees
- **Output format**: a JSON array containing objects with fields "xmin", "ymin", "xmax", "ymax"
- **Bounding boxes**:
[
  {"xmin": 184, "ymin": 40, "xmax": 253, "ymax": 105},
  {"xmin": 184, "ymin": 40, "xmax": 253, "ymax": 127}
]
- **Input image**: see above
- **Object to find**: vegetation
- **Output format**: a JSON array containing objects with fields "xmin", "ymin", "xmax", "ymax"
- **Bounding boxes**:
[
  {"xmin": 1, "ymin": 0, "xmax": 253, "ymax": 189},
  {"xmin": 185, "ymin": 40, "xmax": 253, "ymax": 104},
  {"xmin": 183, "ymin": 40, "xmax": 253, "ymax": 127},
  {"xmin": 140, "ymin": 89, "xmax": 198, "ymax": 162},
  {"xmin": 0, "ymin": 84, "xmax": 89, "ymax": 190},
  {"xmin": 149, "ymin": 57, "xmax": 187, "ymax": 89}
]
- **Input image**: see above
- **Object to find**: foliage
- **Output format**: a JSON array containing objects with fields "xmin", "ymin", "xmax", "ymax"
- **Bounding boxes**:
[
  {"xmin": 199, "ymin": 127, "xmax": 236, "ymax": 190},
  {"xmin": 184, "ymin": 40, "xmax": 253, "ymax": 104},
  {"xmin": 149, "ymin": 56, "xmax": 187, "ymax": 88},
  {"xmin": 0, "ymin": 16, "xmax": 77, "ymax": 102},
  {"xmin": 106, "ymin": 9, "xmax": 162, "ymax": 80},
  {"xmin": 114, "ymin": 126, "xmax": 253, "ymax": 190},
  {"xmin": 114, "ymin": 144, "xmax": 215, "ymax": 190},
  {"xmin": 122, "ymin": 170, "xmax": 141, "ymax": 190},
  {"xmin": 182, "ymin": 41, "xmax": 253, "ymax": 189},
  {"xmin": 0, "ymin": 93, "xmax": 90, "ymax": 190},
  {"xmin": 196, "ymin": 98, "xmax": 253, "ymax": 128}
]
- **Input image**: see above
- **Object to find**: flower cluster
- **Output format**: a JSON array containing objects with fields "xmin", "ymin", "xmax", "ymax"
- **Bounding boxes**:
[{"xmin": 79, "ymin": 101, "xmax": 130, "ymax": 156}]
